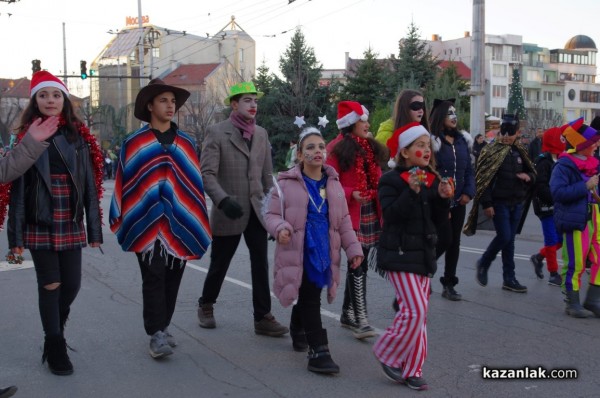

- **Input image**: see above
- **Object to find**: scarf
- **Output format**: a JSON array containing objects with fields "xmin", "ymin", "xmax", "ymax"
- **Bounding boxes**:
[
  {"xmin": 560, "ymin": 152, "xmax": 599, "ymax": 180},
  {"xmin": 0, "ymin": 116, "xmax": 104, "ymax": 228},
  {"xmin": 351, "ymin": 135, "xmax": 379, "ymax": 201},
  {"xmin": 230, "ymin": 112, "xmax": 256, "ymax": 140}
]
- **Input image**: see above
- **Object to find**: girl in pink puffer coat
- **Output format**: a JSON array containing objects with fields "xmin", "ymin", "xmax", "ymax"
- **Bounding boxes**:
[{"xmin": 265, "ymin": 127, "xmax": 363, "ymax": 375}]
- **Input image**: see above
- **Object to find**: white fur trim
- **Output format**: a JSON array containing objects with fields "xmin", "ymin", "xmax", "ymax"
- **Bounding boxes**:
[
  {"xmin": 399, "ymin": 125, "xmax": 430, "ymax": 149},
  {"xmin": 336, "ymin": 105, "xmax": 369, "ymax": 129},
  {"xmin": 431, "ymin": 136, "xmax": 441, "ymax": 152},
  {"xmin": 461, "ymin": 130, "xmax": 473, "ymax": 149},
  {"xmin": 387, "ymin": 158, "xmax": 397, "ymax": 168},
  {"xmin": 30, "ymin": 81, "xmax": 69, "ymax": 97}
]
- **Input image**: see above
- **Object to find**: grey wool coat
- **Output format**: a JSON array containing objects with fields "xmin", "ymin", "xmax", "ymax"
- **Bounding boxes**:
[
  {"xmin": 0, "ymin": 134, "xmax": 49, "ymax": 183},
  {"xmin": 200, "ymin": 118, "xmax": 274, "ymax": 236}
]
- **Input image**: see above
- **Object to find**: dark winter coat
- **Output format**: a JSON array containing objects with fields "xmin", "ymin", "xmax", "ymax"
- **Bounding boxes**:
[
  {"xmin": 550, "ymin": 156, "xmax": 597, "ymax": 233},
  {"xmin": 8, "ymin": 128, "xmax": 103, "ymax": 248},
  {"xmin": 532, "ymin": 152, "xmax": 555, "ymax": 218},
  {"xmin": 376, "ymin": 166, "xmax": 450, "ymax": 277},
  {"xmin": 432, "ymin": 130, "xmax": 476, "ymax": 206}
]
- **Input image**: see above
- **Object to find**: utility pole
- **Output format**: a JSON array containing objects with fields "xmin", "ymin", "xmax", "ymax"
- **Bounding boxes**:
[
  {"xmin": 137, "ymin": 0, "xmax": 145, "ymax": 88},
  {"xmin": 62, "ymin": 22, "xmax": 68, "ymax": 86},
  {"xmin": 470, "ymin": 0, "xmax": 486, "ymax": 138}
]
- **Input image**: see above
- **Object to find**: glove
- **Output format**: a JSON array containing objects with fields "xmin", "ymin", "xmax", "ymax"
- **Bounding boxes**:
[{"xmin": 219, "ymin": 197, "xmax": 244, "ymax": 220}]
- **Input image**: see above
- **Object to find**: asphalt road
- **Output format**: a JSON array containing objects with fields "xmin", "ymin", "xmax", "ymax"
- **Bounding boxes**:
[{"xmin": 0, "ymin": 179, "xmax": 598, "ymax": 398}]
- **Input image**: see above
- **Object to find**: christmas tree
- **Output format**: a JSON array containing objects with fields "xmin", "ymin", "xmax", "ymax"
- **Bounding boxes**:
[{"xmin": 506, "ymin": 67, "xmax": 526, "ymax": 119}]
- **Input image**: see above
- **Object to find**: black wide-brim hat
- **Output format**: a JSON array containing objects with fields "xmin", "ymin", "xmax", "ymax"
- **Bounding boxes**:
[{"xmin": 134, "ymin": 78, "xmax": 191, "ymax": 123}]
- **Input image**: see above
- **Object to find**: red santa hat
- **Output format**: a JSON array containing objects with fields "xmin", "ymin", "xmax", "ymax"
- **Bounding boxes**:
[
  {"xmin": 336, "ymin": 101, "xmax": 369, "ymax": 129},
  {"xmin": 386, "ymin": 122, "xmax": 430, "ymax": 168},
  {"xmin": 30, "ymin": 71, "xmax": 69, "ymax": 98}
]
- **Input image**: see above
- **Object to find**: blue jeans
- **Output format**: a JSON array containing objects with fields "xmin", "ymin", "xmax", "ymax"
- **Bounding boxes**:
[{"xmin": 480, "ymin": 203, "xmax": 524, "ymax": 282}]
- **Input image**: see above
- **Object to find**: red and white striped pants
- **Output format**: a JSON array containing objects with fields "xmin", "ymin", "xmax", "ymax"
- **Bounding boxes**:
[{"xmin": 373, "ymin": 271, "xmax": 430, "ymax": 379}]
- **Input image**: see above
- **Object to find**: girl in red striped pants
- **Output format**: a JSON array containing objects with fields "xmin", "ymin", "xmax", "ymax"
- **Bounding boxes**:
[{"xmin": 373, "ymin": 123, "xmax": 453, "ymax": 391}]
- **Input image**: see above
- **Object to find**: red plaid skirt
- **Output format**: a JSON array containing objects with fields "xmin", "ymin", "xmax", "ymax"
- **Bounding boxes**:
[
  {"xmin": 357, "ymin": 200, "xmax": 381, "ymax": 249},
  {"xmin": 24, "ymin": 174, "xmax": 86, "ymax": 251}
]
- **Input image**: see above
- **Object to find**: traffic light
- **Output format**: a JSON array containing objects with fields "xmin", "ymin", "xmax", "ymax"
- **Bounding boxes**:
[
  {"xmin": 89, "ymin": 69, "xmax": 96, "ymax": 76},
  {"xmin": 31, "ymin": 59, "xmax": 41, "ymax": 74},
  {"xmin": 80, "ymin": 60, "xmax": 87, "ymax": 80}
]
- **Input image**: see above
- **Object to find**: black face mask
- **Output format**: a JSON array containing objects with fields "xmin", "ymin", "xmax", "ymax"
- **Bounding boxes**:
[{"xmin": 409, "ymin": 101, "xmax": 425, "ymax": 111}]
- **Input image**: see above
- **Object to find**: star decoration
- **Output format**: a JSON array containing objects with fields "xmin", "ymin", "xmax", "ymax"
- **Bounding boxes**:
[
  {"xmin": 293, "ymin": 116, "xmax": 306, "ymax": 129},
  {"xmin": 318, "ymin": 115, "xmax": 329, "ymax": 128}
]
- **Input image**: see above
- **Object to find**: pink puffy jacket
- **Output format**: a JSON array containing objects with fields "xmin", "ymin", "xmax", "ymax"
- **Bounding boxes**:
[{"xmin": 264, "ymin": 164, "xmax": 362, "ymax": 307}]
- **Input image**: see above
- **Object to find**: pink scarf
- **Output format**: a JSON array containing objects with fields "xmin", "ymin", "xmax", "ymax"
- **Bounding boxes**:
[
  {"xmin": 560, "ymin": 152, "xmax": 599, "ymax": 180},
  {"xmin": 230, "ymin": 112, "xmax": 256, "ymax": 140}
]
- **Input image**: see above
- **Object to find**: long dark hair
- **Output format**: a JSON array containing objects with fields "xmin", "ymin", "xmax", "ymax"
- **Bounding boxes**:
[
  {"xmin": 330, "ymin": 125, "xmax": 388, "ymax": 172},
  {"xmin": 429, "ymin": 100, "xmax": 456, "ymax": 138},
  {"xmin": 17, "ymin": 93, "xmax": 81, "ymax": 143},
  {"xmin": 392, "ymin": 89, "xmax": 431, "ymax": 132}
]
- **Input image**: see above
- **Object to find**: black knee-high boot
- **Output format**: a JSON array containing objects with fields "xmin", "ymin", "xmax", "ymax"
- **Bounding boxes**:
[
  {"xmin": 42, "ymin": 335, "xmax": 73, "ymax": 376},
  {"xmin": 306, "ymin": 329, "xmax": 339, "ymax": 374},
  {"xmin": 340, "ymin": 272, "xmax": 357, "ymax": 328},
  {"xmin": 349, "ymin": 267, "xmax": 375, "ymax": 339}
]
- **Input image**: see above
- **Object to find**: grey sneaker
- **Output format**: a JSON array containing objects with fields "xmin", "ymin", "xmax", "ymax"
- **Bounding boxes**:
[
  {"xmin": 163, "ymin": 327, "xmax": 177, "ymax": 347},
  {"xmin": 149, "ymin": 331, "xmax": 173, "ymax": 359},
  {"xmin": 254, "ymin": 313, "xmax": 289, "ymax": 337},
  {"xmin": 198, "ymin": 303, "xmax": 216, "ymax": 329},
  {"xmin": 380, "ymin": 362, "xmax": 404, "ymax": 383},
  {"xmin": 352, "ymin": 324, "xmax": 377, "ymax": 339}
]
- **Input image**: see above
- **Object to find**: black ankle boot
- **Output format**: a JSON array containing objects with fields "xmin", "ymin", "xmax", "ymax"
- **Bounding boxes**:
[
  {"xmin": 440, "ymin": 277, "xmax": 462, "ymax": 301},
  {"xmin": 306, "ymin": 329, "xmax": 339, "ymax": 374},
  {"xmin": 42, "ymin": 335, "xmax": 73, "ymax": 375}
]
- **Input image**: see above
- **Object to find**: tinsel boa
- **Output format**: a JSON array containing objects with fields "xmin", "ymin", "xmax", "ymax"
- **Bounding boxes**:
[{"xmin": 0, "ymin": 117, "xmax": 104, "ymax": 229}]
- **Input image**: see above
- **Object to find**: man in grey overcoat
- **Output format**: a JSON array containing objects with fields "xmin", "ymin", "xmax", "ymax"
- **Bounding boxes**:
[{"xmin": 197, "ymin": 82, "xmax": 288, "ymax": 337}]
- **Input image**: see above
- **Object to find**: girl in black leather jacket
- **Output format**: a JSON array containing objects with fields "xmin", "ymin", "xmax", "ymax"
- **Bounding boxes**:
[{"xmin": 5, "ymin": 71, "xmax": 103, "ymax": 376}]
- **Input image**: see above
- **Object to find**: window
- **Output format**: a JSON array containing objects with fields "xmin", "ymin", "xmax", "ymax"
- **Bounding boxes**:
[
  {"xmin": 580, "ymin": 90, "xmax": 600, "ymax": 103},
  {"xmin": 492, "ymin": 85, "xmax": 507, "ymax": 98},
  {"xmin": 493, "ymin": 64, "xmax": 507, "ymax": 77},
  {"xmin": 535, "ymin": 91, "xmax": 540, "ymax": 101},
  {"xmin": 524, "ymin": 89, "xmax": 530, "ymax": 101},
  {"xmin": 184, "ymin": 114, "xmax": 197, "ymax": 125},
  {"xmin": 581, "ymin": 110, "xmax": 588, "ymax": 120},
  {"xmin": 492, "ymin": 107, "xmax": 505, "ymax": 118},
  {"xmin": 543, "ymin": 91, "xmax": 553, "ymax": 102},
  {"xmin": 526, "ymin": 70, "xmax": 540, "ymax": 82},
  {"xmin": 152, "ymin": 47, "xmax": 159, "ymax": 58}
]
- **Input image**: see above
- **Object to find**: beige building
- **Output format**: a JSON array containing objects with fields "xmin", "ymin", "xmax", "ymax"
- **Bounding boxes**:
[{"xmin": 89, "ymin": 16, "xmax": 255, "ymax": 143}]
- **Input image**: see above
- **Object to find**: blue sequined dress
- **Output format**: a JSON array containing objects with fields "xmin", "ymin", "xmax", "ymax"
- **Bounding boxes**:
[{"xmin": 302, "ymin": 174, "xmax": 331, "ymax": 288}]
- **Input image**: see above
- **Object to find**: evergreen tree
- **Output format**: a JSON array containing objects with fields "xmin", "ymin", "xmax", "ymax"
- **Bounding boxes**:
[
  {"xmin": 341, "ymin": 47, "xmax": 391, "ymax": 111},
  {"xmin": 255, "ymin": 28, "xmax": 335, "ymax": 171},
  {"xmin": 395, "ymin": 22, "xmax": 440, "ymax": 90},
  {"xmin": 507, "ymin": 67, "xmax": 526, "ymax": 119}
]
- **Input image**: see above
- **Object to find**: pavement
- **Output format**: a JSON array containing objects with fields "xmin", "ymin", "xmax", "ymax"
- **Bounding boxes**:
[{"xmin": 1, "ymin": 179, "xmax": 599, "ymax": 398}]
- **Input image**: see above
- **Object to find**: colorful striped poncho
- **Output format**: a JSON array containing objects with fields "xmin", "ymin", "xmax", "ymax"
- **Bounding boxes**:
[{"xmin": 110, "ymin": 124, "xmax": 212, "ymax": 260}]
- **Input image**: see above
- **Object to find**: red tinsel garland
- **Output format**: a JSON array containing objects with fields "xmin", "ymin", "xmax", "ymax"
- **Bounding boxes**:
[
  {"xmin": 352, "ymin": 135, "xmax": 379, "ymax": 201},
  {"xmin": 0, "ymin": 117, "xmax": 104, "ymax": 230}
]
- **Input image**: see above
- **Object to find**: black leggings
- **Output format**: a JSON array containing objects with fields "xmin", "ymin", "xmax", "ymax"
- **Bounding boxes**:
[{"xmin": 30, "ymin": 249, "xmax": 82, "ymax": 337}]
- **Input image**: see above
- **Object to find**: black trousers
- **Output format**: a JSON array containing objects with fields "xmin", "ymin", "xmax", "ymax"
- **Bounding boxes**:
[
  {"xmin": 136, "ymin": 241, "xmax": 186, "ymax": 336},
  {"xmin": 436, "ymin": 204, "xmax": 467, "ymax": 282},
  {"xmin": 199, "ymin": 209, "xmax": 270, "ymax": 322},
  {"xmin": 293, "ymin": 272, "xmax": 324, "ymax": 338},
  {"xmin": 31, "ymin": 249, "xmax": 82, "ymax": 337}
]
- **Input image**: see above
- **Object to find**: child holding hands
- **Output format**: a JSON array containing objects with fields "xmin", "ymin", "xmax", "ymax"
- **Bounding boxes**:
[
  {"xmin": 373, "ymin": 122, "xmax": 453, "ymax": 391},
  {"xmin": 265, "ymin": 127, "xmax": 363, "ymax": 374}
]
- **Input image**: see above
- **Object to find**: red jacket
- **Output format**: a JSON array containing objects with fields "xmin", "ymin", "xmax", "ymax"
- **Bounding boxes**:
[{"xmin": 326, "ymin": 133, "xmax": 383, "ymax": 230}]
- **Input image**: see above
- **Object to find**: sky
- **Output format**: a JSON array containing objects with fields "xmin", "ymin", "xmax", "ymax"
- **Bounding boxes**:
[{"xmin": 0, "ymin": 0, "xmax": 598, "ymax": 89}]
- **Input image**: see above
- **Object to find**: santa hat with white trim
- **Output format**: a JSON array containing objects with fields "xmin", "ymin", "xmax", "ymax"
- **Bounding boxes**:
[
  {"xmin": 30, "ymin": 71, "xmax": 69, "ymax": 98},
  {"xmin": 386, "ymin": 122, "xmax": 430, "ymax": 168},
  {"xmin": 336, "ymin": 101, "xmax": 369, "ymax": 129}
]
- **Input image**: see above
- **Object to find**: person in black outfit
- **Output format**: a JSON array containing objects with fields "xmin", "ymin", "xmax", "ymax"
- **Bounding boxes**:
[
  {"xmin": 429, "ymin": 99, "xmax": 475, "ymax": 300},
  {"xmin": 464, "ymin": 114, "xmax": 536, "ymax": 293}
]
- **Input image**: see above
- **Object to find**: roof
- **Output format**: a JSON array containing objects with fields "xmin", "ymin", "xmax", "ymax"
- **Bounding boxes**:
[
  {"xmin": 162, "ymin": 63, "xmax": 221, "ymax": 86},
  {"xmin": 564, "ymin": 35, "xmax": 597, "ymax": 51},
  {"xmin": 438, "ymin": 60, "xmax": 471, "ymax": 80},
  {"xmin": 0, "ymin": 78, "xmax": 30, "ymax": 98}
]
